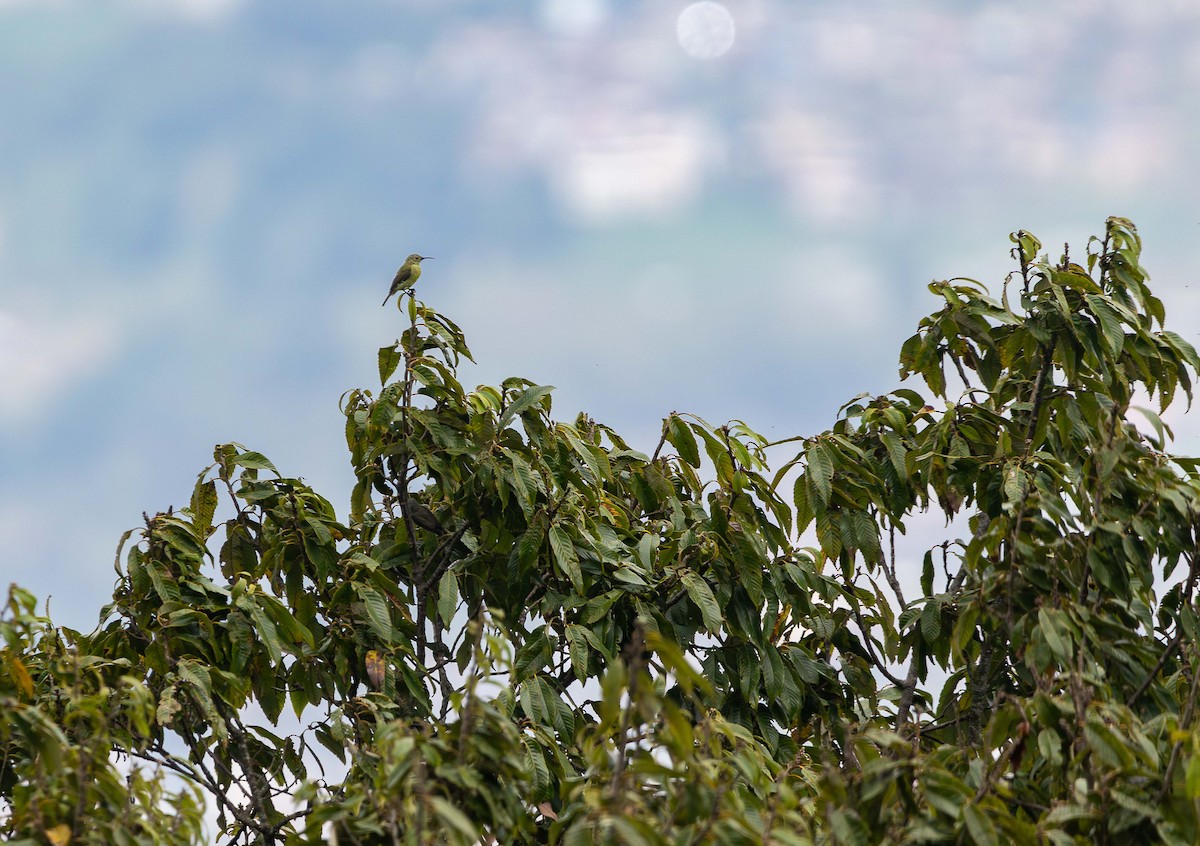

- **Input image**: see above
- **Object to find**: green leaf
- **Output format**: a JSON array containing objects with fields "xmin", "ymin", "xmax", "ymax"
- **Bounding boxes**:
[
  {"xmin": 561, "ymin": 423, "xmax": 612, "ymax": 481},
  {"xmin": 428, "ymin": 796, "xmax": 478, "ymax": 842},
  {"xmin": 356, "ymin": 583, "xmax": 394, "ymax": 642},
  {"xmin": 505, "ymin": 448, "xmax": 539, "ymax": 517},
  {"xmin": 1186, "ymin": 752, "xmax": 1200, "ymax": 799},
  {"xmin": 666, "ymin": 414, "xmax": 701, "ymax": 467},
  {"xmin": 259, "ymin": 593, "xmax": 314, "ymax": 648},
  {"xmin": 520, "ymin": 675, "xmax": 550, "ymax": 725},
  {"xmin": 880, "ymin": 431, "xmax": 908, "ymax": 477},
  {"xmin": 378, "ymin": 344, "xmax": 401, "ymax": 385},
  {"xmin": 1086, "ymin": 294, "xmax": 1125, "ymax": 356},
  {"xmin": 498, "ymin": 384, "xmax": 554, "ymax": 430},
  {"xmin": 951, "ymin": 602, "xmax": 979, "ymax": 661},
  {"xmin": 807, "ymin": 442, "xmax": 834, "ymax": 508},
  {"xmin": 189, "ymin": 479, "xmax": 218, "ymax": 539},
  {"xmin": 608, "ymin": 817, "xmax": 659, "ymax": 846},
  {"xmin": 681, "ymin": 571, "xmax": 722, "ymax": 633},
  {"xmin": 635, "ymin": 533, "xmax": 656, "ymax": 570},
  {"xmin": 243, "ymin": 599, "xmax": 283, "ymax": 665},
  {"xmin": 565, "ymin": 623, "xmax": 589, "ymax": 681},
  {"xmin": 549, "ymin": 524, "xmax": 583, "ymax": 593},
  {"xmin": 1003, "ymin": 463, "xmax": 1028, "ymax": 505},
  {"xmin": 437, "ymin": 570, "xmax": 458, "ymax": 628},
  {"xmin": 761, "ymin": 644, "xmax": 784, "ymax": 699},
  {"xmin": 1037, "ymin": 608, "xmax": 1072, "ymax": 664},
  {"xmin": 827, "ymin": 808, "xmax": 870, "ymax": 845},
  {"xmin": 793, "ymin": 472, "xmax": 814, "ymax": 533},
  {"xmin": 234, "ymin": 450, "xmax": 278, "ymax": 474},
  {"xmin": 920, "ymin": 599, "xmax": 941, "ymax": 641},
  {"xmin": 1084, "ymin": 717, "xmax": 1134, "ymax": 769},
  {"xmin": 962, "ymin": 804, "xmax": 998, "ymax": 846}
]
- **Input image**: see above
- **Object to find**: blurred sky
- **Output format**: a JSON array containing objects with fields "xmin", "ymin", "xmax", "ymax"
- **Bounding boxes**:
[{"xmin": 3, "ymin": 0, "xmax": 1200, "ymax": 630}]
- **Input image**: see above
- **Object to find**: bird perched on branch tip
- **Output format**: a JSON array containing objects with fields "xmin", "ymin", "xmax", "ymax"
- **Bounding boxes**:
[{"xmin": 382, "ymin": 254, "xmax": 432, "ymax": 306}]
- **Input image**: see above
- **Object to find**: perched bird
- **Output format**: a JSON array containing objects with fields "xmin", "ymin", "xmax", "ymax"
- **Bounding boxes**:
[
  {"xmin": 381, "ymin": 254, "xmax": 432, "ymax": 306},
  {"xmin": 404, "ymin": 500, "xmax": 444, "ymax": 534}
]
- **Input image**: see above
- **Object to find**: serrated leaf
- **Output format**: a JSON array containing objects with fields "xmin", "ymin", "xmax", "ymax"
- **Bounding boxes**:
[
  {"xmin": 1043, "ymin": 803, "xmax": 1096, "ymax": 825},
  {"xmin": 920, "ymin": 600, "xmax": 941, "ymax": 641},
  {"xmin": 807, "ymin": 442, "xmax": 834, "ymax": 508},
  {"xmin": 378, "ymin": 344, "xmax": 401, "ymax": 385},
  {"xmin": 189, "ymin": 479, "xmax": 218, "ymax": 538},
  {"xmin": 793, "ymin": 473, "xmax": 813, "ymax": 533}
]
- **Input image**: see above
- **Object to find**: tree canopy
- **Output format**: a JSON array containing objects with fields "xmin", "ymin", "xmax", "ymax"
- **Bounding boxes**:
[{"xmin": 5, "ymin": 217, "xmax": 1200, "ymax": 845}]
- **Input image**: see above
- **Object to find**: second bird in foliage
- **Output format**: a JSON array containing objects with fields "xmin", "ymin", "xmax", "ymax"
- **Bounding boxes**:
[{"xmin": 381, "ymin": 254, "xmax": 432, "ymax": 306}]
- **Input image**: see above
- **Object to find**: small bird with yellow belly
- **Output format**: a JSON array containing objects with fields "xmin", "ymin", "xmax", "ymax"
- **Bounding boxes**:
[{"xmin": 381, "ymin": 254, "xmax": 432, "ymax": 306}]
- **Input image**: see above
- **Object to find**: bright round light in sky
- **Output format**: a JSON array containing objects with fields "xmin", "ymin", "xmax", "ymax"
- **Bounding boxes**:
[{"xmin": 676, "ymin": 2, "xmax": 736, "ymax": 60}]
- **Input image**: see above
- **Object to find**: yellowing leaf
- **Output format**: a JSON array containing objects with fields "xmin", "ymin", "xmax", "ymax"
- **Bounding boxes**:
[
  {"xmin": 365, "ymin": 649, "xmax": 385, "ymax": 690},
  {"xmin": 4, "ymin": 651, "xmax": 33, "ymax": 700}
]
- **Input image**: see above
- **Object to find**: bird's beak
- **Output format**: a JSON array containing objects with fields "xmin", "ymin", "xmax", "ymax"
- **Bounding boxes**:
[{"xmin": 421, "ymin": 256, "xmax": 433, "ymax": 260}]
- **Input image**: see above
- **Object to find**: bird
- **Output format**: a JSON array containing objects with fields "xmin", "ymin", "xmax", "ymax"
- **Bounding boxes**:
[
  {"xmin": 404, "ymin": 500, "xmax": 444, "ymax": 534},
  {"xmin": 381, "ymin": 254, "xmax": 432, "ymax": 306}
]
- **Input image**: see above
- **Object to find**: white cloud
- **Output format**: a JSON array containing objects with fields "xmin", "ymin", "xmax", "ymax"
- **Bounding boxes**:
[
  {"xmin": 967, "ymin": 6, "xmax": 1032, "ymax": 67},
  {"xmin": 750, "ymin": 110, "xmax": 875, "ymax": 225},
  {"xmin": 549, "ymin": 112, "xmax": 722, "ymax": 223},
  {"xmin": 137, "ymin": 0, "xmax": 243, "ymax": 22},
  {"xmin": 541, "ymin": 0, "xmax": 607, "ymax": 38},
  {"xmin": 811, "ymin": 14, "xmax": 887, "ymax": 78},
  {"xmin": 0, "ymin": 309, "xmax": 121, "ymax": 426},
  {"xmin": 0, "ymin": 0, "xmax": 244, "ymax": 20},
  {"xmin": 1085, "ymin": 119, "xmax": 1173, "ymax": 189}
]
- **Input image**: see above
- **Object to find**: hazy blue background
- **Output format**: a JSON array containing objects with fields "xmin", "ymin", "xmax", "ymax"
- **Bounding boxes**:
[{"xmin": 3, "ymin": 0, "xmax": 1200, "ymax": 630}]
